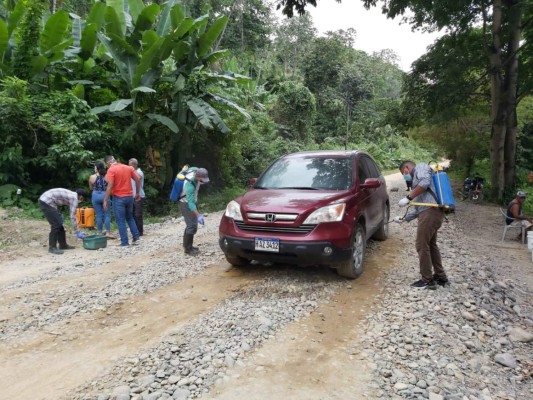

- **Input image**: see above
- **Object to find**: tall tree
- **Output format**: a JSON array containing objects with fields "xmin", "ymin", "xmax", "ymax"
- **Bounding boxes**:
[
  {"xmin": 180, "ymin": 0, "xmax": 273, "ymax": 54},
  {"xmin": 277, "ymin": 0, "xmax": 533, "ymax": 200},
  {"xmin": 273, "ymin": 13, "xmax": 317, "ymax": 76},
  {"xmin": 364, "ymin": 0, "xmax": 531, "ymax": 200}
]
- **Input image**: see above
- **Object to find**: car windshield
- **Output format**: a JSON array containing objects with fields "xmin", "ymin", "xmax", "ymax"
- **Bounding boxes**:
[{"xmin": 256, "ymin": 156, "xmax": 353, "ymax": 190}]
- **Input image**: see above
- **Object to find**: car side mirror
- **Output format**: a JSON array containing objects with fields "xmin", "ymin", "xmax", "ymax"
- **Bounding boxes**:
[
  {"xmin": 360, "ymin": 178, "xmax": 381, "ymax": 189},
  {"xmin": 249, "ymin": 177, "xmax": 258, "ymax": 187}
]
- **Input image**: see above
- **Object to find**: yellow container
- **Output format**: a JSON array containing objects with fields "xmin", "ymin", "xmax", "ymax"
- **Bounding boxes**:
[{"xmin": 76, "ymin": 207, "xmax": 95, "ymax": 228}]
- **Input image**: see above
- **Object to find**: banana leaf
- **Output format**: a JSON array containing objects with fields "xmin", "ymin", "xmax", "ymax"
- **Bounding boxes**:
[
  {"xmin": 198, "ymin": 16, "xmax": 227, "ymax": 57},
  {"xmin": 40, "ymin": 11, "xmax": 70, "ymax": 55}
]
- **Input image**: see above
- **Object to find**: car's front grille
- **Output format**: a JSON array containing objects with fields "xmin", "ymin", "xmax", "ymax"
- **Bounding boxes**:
[{"xmin": 235, "ymin": 222, "xmax": 315, "ymax": 234}]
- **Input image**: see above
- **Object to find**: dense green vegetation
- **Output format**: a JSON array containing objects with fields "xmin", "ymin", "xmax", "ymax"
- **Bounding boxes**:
[
  {"xmin": 1, "ymin": 0, "xmax": 531, "ymax": 216},
  {"xmin": 278, "ymin": 0, "xmax": 533, "ymax": 210}
]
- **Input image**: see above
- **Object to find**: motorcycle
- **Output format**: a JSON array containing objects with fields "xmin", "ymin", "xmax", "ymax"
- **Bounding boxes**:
[{"xmin": 460, "ymin": 176, "xmax": 484, "ymax": 203}]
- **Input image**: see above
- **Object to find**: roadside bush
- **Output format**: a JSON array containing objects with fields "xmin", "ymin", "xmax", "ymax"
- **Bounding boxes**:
[{"xmin": 0, "ymin": 84, "xmax": 107, "ymax": 193}]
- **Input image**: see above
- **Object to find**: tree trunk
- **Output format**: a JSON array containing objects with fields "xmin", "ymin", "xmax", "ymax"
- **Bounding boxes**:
[
  {"xmin": 178, "ymin": 127, "xmax": 192, "ymax": 169},
  {"xmin": 489, "ymin": 0, "xmax": 505, "ymax": 201},
  {"xmin": 489, "ymin": 0, "xmax": 523, "ymax": 201},
  {"xmin": 503, "ymin": 0, "xmax": 522, "ymax": 194}
]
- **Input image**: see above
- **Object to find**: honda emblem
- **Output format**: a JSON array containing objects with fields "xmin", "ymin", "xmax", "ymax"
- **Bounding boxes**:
[{"xmin": 265, "ymin": 213, "xmax": 276, "ymax": 222}]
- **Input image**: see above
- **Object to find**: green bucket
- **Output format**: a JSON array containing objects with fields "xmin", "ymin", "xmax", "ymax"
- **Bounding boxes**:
[{"xmin": 83, "ymin": 234, "xmax": 107, "ymax": 250}]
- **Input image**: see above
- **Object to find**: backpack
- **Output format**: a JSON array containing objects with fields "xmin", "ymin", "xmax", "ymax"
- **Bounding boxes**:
[
  {"xmin": 170, "ymin": 165, "xmax": 197, "ymax": 202},
  {"xmin": 429, "ymin": 163, "xmax": 455, "ymax": 213}
]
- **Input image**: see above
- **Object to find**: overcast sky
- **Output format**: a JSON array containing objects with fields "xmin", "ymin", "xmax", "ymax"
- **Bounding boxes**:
[{"xmin": 302, "ymin": 0, "xmax": 442, "ymax": 71}]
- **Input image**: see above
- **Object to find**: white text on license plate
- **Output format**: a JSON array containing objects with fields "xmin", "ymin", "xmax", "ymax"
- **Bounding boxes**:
[{"xmin": 254, "ymin": 238, "xmax": 279, "ymax": 252}]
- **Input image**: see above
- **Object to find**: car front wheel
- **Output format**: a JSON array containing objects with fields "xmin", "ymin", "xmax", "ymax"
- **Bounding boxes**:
[
  {"xmin": 336, "ymin": 223, "xmax": 366, "ymax": 279},
  {"xmin": 225, "ymin": 254, "xmax": 249, "ymax": 267}
]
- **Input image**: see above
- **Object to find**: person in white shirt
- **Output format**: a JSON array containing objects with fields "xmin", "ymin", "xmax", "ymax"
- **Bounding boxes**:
[
  {"xmin": 38, "ymin": 188, "xmax": 88, "ymax": 254},
  {"xmin": 129, "ymin": 158, "xmax": 145, "ymax": 236}
]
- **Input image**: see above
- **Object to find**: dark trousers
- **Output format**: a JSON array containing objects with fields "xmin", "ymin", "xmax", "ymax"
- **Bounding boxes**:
[
  {"xmin": 415, "ymin": 207, "xmax": 446, "ymax": 281},
  {"xmin": 133, "ymin": 198, "xmax": 144, "ymax": 235},
  {"xmin": 39, "ymin": 200, "xmax": 67, "ymax": 248},
  {"xmin": 179, "ymin": 201, "xmax": 198, "ymax": 235}
]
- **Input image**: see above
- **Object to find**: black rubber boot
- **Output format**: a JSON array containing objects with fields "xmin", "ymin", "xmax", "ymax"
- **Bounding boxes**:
[
  {"xmin": 58, "ymin": 229, "xmax": 75, "ymax": 250},
  {"xmin": 183, "ymin": 233, "xmax": 199, "ymax": 255},
  {"xmin": 49, "ymin": 247, "xmax": 64, "ymax": 255}
]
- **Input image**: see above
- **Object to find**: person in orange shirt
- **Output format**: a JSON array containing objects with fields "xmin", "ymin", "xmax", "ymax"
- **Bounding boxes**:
[{"xmin": 103, "ymin": 155, "xmax": 141, "ymax": 246}]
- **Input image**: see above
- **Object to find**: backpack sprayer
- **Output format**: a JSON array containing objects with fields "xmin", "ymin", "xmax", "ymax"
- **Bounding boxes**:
[
  {"xmin": 386, "ymin": 163, "xmax": 455, "ymax": 224},
  {"xmin": 410, "ymin": 162, "xmax": 455, "ymax": 212}
]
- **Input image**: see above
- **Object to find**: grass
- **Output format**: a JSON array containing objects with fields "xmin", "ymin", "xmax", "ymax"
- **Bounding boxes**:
[{"xmin": 199, "ymin": 186, "xmax": 247, "ymax": 213}]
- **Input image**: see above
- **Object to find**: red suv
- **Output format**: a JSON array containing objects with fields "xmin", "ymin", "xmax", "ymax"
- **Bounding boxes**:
[{"xmin": 218, "ymin": 150, "xmax": 389, "ymax": 278}]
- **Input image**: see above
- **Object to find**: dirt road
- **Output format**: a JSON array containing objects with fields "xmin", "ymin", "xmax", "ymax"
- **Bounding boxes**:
[
  {"xmin": 1, "ymin": 173, "xmax": 531, "ymax": 400},
  {"xmin": 0, "ymin": 198, "xmax": 395, "ymax": 400}
]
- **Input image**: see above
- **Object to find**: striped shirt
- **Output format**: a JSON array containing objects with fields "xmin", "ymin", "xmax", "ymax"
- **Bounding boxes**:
[
  {"xmin": 39, "ymin": 188, "xmax": 79, "ymax": 229},
  {"xmin": 404, "ymin": 163, "xmax": 438, "ymax": 222}
]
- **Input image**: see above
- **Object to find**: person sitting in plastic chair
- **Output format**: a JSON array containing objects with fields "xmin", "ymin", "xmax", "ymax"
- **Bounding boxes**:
[{"xmin": 506, "ymin": 191, "xmax": 533, "ymax": 242}]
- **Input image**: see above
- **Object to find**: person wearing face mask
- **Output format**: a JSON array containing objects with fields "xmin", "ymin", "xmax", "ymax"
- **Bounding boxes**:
[
  {"xmin": 179, "ymin": 167, "xmax": 210, "ymax": 255},
  {"xmin": 393, "ymin": 160, "xmax": 449, "ymax": 289},
  {"xmin": 403, "ymin": 171, "xmax": 413, "ymax": 191},
  {"xmin": 38, "ymin": 188, "xmax": 88, "ymax": 254}
]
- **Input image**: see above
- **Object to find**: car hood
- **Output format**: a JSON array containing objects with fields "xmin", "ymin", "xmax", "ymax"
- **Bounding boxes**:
[{"xmin": 240, "ymin": 189, "xmax": 348, "ymax": 213}]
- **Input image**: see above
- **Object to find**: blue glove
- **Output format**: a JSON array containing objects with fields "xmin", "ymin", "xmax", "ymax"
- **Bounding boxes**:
[
  {"xmin": 76, "ymin": 230, "xmax": 85, "ymax": 239},
  {"xmin": 197, "ymin": 214, "xmax": 205, "ymax": 225}
]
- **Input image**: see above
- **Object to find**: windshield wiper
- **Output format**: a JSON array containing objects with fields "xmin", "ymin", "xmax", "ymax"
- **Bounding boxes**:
[
  {"xmin": 277, "ymin": 186, "xmax": 319, "ymax": 190},
  {"xmin": 253, "ymin": 185, "xmax": 268, "ymax": 189}
]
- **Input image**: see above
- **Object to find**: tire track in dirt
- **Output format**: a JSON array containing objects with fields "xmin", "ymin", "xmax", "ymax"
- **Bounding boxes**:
[
  {"xmin": 0, "ymin": 264, "xmax": 263, "ymax": 400},
  {"xmin": 202, "ymin": 238, "xmax": 401, "ymax": 400},
  {"xmin": 1, "ymin": 178, "xmax": 404, "ymax": 400},
  {"xmin": 0, "ymin": 243, "xmax": 221, "ymax": 340},
  {"xmin": 0, "ymin": 222, "xmax": 181, "ymax": 288}
]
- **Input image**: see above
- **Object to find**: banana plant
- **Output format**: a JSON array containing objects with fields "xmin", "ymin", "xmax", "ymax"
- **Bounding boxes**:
[
  {"xmin": 31, "ymin": 10, "xmax": 73, "ymax": 76},
  {"xmin": 0, "ymin": 0, "xmax": 23, "ymax": 75},
  {"xmin": 166, "ymin": 11, "xmax": 251, "ymax": 137},
  {"xmin": 87, "ymin": 0, "xmax": 249, "ymax": 140},
  {"xmin": 1, "ymin": 0, "xmax": 72, "ymax": 79},
  {"xmin": 87, "ymin": 0, "xmax": 184, "ymax": 135}
]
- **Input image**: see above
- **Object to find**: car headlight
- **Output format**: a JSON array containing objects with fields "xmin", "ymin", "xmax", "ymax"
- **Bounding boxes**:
[
  {"xmin": 303, "ymin": 203, "xmax": 346, "ymax": 224},
  {"xmin": 224, "ymin": 200, "xmax": 243, "ymax": 221}
]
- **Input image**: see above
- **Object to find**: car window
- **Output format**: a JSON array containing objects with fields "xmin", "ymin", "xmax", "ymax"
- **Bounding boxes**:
[
  {"xmin": 362, "ymin": 156, "xmax": 381, "ymax": 178},
  {"xmin": 358, "ymin": 158, "xmax": 369, "ymax": 184},
  {"xmin": 257, "ymin": 156, "xmax": 353, "ymax": 190}
]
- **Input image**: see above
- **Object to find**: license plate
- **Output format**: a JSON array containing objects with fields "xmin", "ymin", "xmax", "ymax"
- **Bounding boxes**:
[{"xmin": 254, "ymin": 237, "xmax": 279, "ymax": 252}]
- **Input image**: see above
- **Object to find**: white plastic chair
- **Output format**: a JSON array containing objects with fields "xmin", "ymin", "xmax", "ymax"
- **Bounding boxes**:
[{"xmin": 500, "ymin": 208, "xmax": 526, "ymax": 243}]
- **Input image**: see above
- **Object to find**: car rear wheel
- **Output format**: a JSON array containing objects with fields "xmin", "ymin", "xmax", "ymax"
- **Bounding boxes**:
[
  {"xmin": 372, "ymin": 204, "xmax": 389, "ymax": 241},
  {"xmin": 225, "ymin": 254, "xmax": 249, "ymax": 267},
  {"xmin": 336, "ymin": 223, "xmax": 366, "ymax": 279}
]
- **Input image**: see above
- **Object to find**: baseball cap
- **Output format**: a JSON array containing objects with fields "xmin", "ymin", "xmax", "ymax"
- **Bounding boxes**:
[
  {"xmin": 517, "ymin": 191, "xmax": 526, "ymax": 198},
  {"xmin": 195, "ymin": 168, "xmax": 210, "ymax": 183},
  {"xmin": 76, "ymin": 188, "xmax": 88, "ymax": 199}
]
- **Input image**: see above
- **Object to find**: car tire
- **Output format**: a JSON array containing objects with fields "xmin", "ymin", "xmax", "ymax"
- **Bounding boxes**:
[
  {"xmin": 336, "ymin": 223, "xmax": 366, "ymax": 279},
  {"xmin": 372, "ymin": 204, "xmax": 389, "ymax": 241},
  {"xmin": 225, "ymin": 254, "xmax": 249, "ymax": 267}
]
